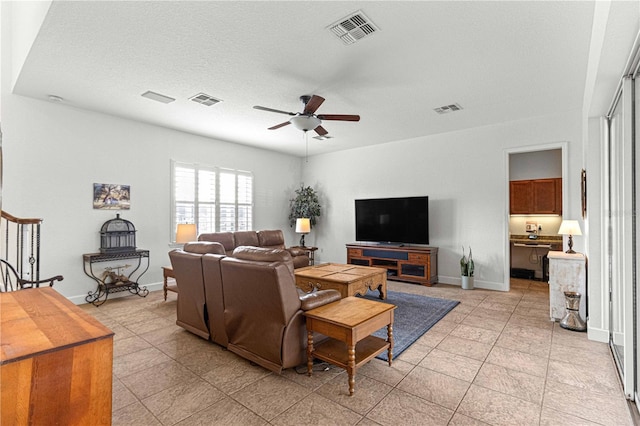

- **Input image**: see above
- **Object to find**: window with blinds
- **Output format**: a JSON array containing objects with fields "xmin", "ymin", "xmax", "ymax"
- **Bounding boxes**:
[{"xmin": 171, "ymin": 161, "xmax": 253, "ymax": 241}]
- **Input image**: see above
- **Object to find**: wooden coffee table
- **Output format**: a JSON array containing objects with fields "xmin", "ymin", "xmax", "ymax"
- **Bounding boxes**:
[
  {"xmin": 304, "ymin": 297, "xmax": 395, "ymax": 395},
  {"xmin": 295, "ymin": 263, "xmax": 387, "ymax": 299}
]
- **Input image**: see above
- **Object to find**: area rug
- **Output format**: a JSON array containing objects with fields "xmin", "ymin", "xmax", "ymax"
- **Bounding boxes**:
[{"xmin": 361, "ymin": 290, "xmax": 459, "ymax": 361}]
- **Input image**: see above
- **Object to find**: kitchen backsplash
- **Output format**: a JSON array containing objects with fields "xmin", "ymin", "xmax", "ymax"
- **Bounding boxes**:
[{"xmin": 509, "ymin": 216, "xmax": 563, "ymax": 236}]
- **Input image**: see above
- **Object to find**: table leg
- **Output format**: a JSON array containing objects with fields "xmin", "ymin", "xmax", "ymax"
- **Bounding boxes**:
[
  {"xmin": 347, "ymin": 344, "xmax": 356, "ymax": 395},
  {"xmin": 307, "ymin": 330, "xmax": 314, "ymax": 376},
  {"xmin": 387, "ymin": 323, "xmax": 394, "ymax": 366},
  {"xmin": 163, "ymin": 275, "xmax": 168, "ymax": 301}
]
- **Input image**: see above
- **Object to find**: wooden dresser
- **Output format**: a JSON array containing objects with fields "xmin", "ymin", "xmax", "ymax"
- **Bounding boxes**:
[{"xmin": 1, "ymin": 287, "xmax": 114, "ymax": 425}]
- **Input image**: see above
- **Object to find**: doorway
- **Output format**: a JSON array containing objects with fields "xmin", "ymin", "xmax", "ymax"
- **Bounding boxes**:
[{"xmin": 505, "ymin": 144, "xmax": 567, "ymax": 291}]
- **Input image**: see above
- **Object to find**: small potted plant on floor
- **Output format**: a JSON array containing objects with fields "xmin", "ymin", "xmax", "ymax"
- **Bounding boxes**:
[{"xmin": 460, "ymin": 246, "xmax": 474, "ymax": 290}]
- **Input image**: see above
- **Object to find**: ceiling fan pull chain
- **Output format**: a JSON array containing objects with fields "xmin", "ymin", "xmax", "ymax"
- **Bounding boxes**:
[{"xmin": 305, "ymin": 131, "xmax": 309, "ymax": 163}]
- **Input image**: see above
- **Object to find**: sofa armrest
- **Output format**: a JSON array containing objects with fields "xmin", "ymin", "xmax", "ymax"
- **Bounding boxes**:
[
  {"xmin": 299, "ymin": 289, "xmax": 341, "ymax": 311},
  {"xmin": 286, "ymin": 247, "xmax": 307, "ymax": 257}
]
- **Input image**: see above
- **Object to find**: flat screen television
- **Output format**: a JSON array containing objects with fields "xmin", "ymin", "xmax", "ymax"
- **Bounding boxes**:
[{"xmin": 355, "ymin": 196, "xmax": 429, "ymax": 245}]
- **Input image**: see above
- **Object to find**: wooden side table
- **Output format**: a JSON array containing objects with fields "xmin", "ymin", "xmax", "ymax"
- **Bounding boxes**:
[
  {"xmin": 162, "ymin": 266, "xmax": 178, "ymax": 301},
  {"xmin": 304, "ymin": 297, "xmax": 395, "ymax": 395},
  {"xmin": 293, "ymin": 246, "xmax": 318, "ymax": 266}
]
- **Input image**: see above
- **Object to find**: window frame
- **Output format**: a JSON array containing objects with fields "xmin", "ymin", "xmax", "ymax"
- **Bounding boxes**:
[{"xmin": 170, "ymin": 160, "xmax": 253, "ymax": 242}]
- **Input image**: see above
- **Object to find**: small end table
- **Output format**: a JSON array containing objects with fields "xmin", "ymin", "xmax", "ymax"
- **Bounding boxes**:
[
  {"xmin": 293, "ymin": 246, "xmax": 318, "ymax": 266},
  {"xmin": 162, "ymin": 266, "xmax": 178, "ymax": 301},
  {"xmin": 304, "ymin": 297, "xmax": 395, "ymax": 395}
]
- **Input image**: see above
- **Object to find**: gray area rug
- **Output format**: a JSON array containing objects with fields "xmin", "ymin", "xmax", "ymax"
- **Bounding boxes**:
[{"xmin": 362, "ymin": 290, "xmax": 459, "ymax": 361}]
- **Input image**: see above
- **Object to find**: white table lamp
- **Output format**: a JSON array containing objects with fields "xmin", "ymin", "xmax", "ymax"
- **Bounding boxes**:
[
  {"xmin": 176, "ymin": 223, "xmax": 197, "ymax": 244},
  {"xmin": 295, "ymin": 218, "xmax": 311, "ymax": 247},
  {"xmin": 558, "ymin": 220, "xmax": 582, "ymax": 254}
]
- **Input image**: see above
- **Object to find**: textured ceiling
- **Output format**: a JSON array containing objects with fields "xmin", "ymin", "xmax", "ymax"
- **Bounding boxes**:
[{"xmin": 14, "ymin": 1, "xmax": 598, "ymax": 157}]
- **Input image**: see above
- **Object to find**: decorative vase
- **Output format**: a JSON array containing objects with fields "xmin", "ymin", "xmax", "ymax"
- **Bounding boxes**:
[{"xmin": 461, "ymin": 276, "xmax": 474, "ymax": 290}]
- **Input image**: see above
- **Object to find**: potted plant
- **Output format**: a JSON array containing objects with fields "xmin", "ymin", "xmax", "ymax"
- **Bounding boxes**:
[
  {"xmin": 288, "ymin": 185, "xmax": 321, "ymax": 228},
  {"xmin": 460, "ymin": 246, "xmax": 474, "ymax": 290}
]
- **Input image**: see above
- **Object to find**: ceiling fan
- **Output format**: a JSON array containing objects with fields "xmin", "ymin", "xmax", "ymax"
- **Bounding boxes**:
[{"xmin": 253, "ymin": 95, "xmax": 360, "ymax": 136}]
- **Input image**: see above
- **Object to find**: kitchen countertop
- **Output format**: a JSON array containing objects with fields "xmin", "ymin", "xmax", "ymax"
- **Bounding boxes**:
[{"xmin": 510, "ymin": 234, "xmax": 562, "ymax": 246}]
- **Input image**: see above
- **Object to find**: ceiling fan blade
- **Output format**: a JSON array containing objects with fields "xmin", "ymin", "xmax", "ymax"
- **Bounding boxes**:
[
  {"xmin": 268, "ymin": 121, "xmax": 291, "ymax": 130},
  {"xmin": 314, "ymin": 125, "xmax": 328, "ymax": 136},
  {"xmin": 303, "ymin": 95, "xmax": 325, "ymax": 114},
  {"xmin": 317, "ymin": 114, "xmax": 360, "ymax": 122},
  {"xmin": 254, "ymin": 105, "xmax": 296, "ymax": 116}
]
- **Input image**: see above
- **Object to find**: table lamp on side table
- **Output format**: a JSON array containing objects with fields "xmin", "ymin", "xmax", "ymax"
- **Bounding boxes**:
[
  {"xmin": 296, "ymin": 218, "xmax": 311, "ymax": 247},
  {"xmin": 176, "ymin": 223, "xmax": 197, "ymax": 245},
  {"xmin": 558, "ymin": 220, "xmax": 582, "ymax": 254}
]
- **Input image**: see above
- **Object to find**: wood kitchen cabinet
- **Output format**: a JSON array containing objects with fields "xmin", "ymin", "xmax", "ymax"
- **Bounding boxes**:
[{"xmin": 510, "ymin": 178, "xmax": 562, "ymax": 214}]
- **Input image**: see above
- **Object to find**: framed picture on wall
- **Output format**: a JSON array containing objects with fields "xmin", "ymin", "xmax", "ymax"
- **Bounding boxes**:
[
  {"xmin": 93, "ymin": 183, "xmax": 130, "ymax": 210},
  {"xmin": 581, "ymin": 169, "xmax": 587, "ymax": 219}
]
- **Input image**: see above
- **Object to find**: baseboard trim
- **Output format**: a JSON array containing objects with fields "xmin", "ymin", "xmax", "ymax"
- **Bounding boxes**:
[
  {"xmin": 587, "ymin": 327, "xmax": 609, "ymax": 343},
  {"xmin": 437, "ymin": 275, "xmax": 506, "ymax": 291}
]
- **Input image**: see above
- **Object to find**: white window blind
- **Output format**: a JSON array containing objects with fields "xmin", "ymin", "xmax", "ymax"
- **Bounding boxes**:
[{"xmin": 171, "ymin": 161, "xmax": 253, "ymax": 241}]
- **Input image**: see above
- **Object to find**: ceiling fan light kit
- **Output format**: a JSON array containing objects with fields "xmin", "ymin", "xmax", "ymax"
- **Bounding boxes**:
[
  {"xmin": 290, "ymin": 115, "xmax": 321, "ymax": 131},
  {"xmin": 253, "ymin": 94, "xmax": 360, "ymax": 137}
]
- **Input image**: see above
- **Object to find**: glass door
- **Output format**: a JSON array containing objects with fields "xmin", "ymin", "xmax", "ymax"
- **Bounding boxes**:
[{"xmin": 607, "ymin": 77, "xmax": 636, "ymax": 400}]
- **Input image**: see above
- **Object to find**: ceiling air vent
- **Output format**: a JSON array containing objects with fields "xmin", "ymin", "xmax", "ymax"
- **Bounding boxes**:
[
  {"xmin": 141, "ymin": 90, "xmax": 175, "ymax": 104},
  {"xmin": 313, "ymin": 135, "xmax": 333, "ymax": 141},
  {"xmin": 434, "ymin": 103, "xmax": 463, "ymax": 115},
  {"xmin": 328, "ymin": 10, "xmax": 379, "ymax": 45},
  {"xmin": 190, "ymin": 93, "xmax": 222, "ymax": 106}
]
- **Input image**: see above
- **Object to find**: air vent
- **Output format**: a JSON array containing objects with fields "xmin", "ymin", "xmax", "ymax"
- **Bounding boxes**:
[
  {"xmin": 434, "ymin": 103, "xmax": 463, "ymax": 114},
  {"xmin": 328, "ymin": 10, "xmax": 379, "ymax": 45},
  {"xmin": 141, "ymin": 90, "xmax": 175, "ymax": 104},
  {"xmin": 190, "ymin": 93, "xmax": 222, "ymax": 107},
  {"xmin": 313, "ymin": 135, "xmax": 333, "ymax": 141}
]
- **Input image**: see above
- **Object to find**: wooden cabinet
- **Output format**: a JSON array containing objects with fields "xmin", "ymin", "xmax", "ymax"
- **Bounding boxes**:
[
  {"xmin": 1, "ymin": 288, "xmax": 114, "ymax": 425},
  {"xmin": 346, "ymin": 244, "xmax": 438, "ymax": 286},
  {"xmin": 510, "ymin": 178, "xmax": 562, "ymax": 214}
]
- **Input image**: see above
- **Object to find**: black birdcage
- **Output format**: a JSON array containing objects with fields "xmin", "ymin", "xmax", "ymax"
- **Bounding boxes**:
[{"xmin": 100, "ymin": 214, "xmax": 136, "ymax": 253}]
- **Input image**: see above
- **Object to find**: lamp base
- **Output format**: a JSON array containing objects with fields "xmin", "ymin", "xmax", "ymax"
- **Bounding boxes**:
[
  {"xmin": 565, "ymin": 235, "xmax": 575, "ymax": 254},
  {"xmin": 299, "ymin": 234, "xmax": 306, "ymax": 247}
]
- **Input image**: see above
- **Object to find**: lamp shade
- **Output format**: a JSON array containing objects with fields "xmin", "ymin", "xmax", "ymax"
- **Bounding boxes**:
[
  {"xmin": 558, "ymin": 220, "xmax": 582, "ymax": 236},
  {"xmin": 176, "ymin": 223, "xmax": 197, "ymax": 243},
  {"xmin": 295, "ymin": 218, "xmax": 311, "ymax": 234}
]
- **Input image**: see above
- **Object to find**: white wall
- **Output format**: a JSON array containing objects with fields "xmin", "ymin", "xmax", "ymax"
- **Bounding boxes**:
[
  {"xmin": 1, "ymin": 94, "xmax": 301, "ymax": 303},
  {"xmin": 302, "ymin": 110, "xmax": 583, "ymax": 291},
  {"xmin": 509, "ymin": 149, "xmax": 562, "ymax": 180}
]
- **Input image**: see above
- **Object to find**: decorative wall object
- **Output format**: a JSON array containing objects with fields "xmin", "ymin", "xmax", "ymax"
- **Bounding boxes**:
[
  {"xmin": 93, "ymin": 183, "xmax": 130, "ymax": 210},
  {"xmin": 581, "ymin": 169, "xmax": 587, "ymax": 218}
]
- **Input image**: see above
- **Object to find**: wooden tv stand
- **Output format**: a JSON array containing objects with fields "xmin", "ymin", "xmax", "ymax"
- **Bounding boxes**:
[{"xmin": 346, "ymin": 243, "xmax": 438, "ymax": 286}]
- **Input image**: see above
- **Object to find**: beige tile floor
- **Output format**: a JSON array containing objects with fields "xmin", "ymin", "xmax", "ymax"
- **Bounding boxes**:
[{"xmin": 80, "ymin": 278, "xmax": 635, "ymax": 425}]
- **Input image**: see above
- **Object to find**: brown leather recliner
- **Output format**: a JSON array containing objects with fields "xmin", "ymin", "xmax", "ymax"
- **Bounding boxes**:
[
  {"xmin": 169, "ymin": 242, "xmax": 226, "ymax": 339},
  {"xmin": 201, "ymin": 251, "xmax": 228, "ymax": 346},
  {"xmin": 199, "ymin": 232, "xmax": 236, "ymax": 255},
  {"xmin": 220, "ymin": 246, "xmax": 340, "ymax": 373}
]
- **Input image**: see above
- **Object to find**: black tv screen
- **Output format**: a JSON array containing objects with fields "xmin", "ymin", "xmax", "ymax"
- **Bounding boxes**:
[{"xmin": 355, "ymin": 196, "xmax": 429, "ymax": 245}]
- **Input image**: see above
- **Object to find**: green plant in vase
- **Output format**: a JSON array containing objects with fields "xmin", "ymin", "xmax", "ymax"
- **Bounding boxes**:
[
  {"xmin": 288, "ymin": 185, "xmax": 321, "ymax": 228},
  {"xmin": 460, "ymin": 246, "xmax": 474, "ymax": 290}
]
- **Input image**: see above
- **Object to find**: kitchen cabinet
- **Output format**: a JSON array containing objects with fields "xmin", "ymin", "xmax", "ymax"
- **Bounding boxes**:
[{"xmin": 510, "ymin": 178, "xmax": 562, "ymax": 214}]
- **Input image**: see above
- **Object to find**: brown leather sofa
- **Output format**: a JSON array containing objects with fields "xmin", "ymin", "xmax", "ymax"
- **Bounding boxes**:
[
  {"xmin": 198, "ymin": 229, "xmax": 310, "ymax": 268},
  {"xmin": 169, "ymin": 243, "xmax": 340, "ymax": 373}
]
